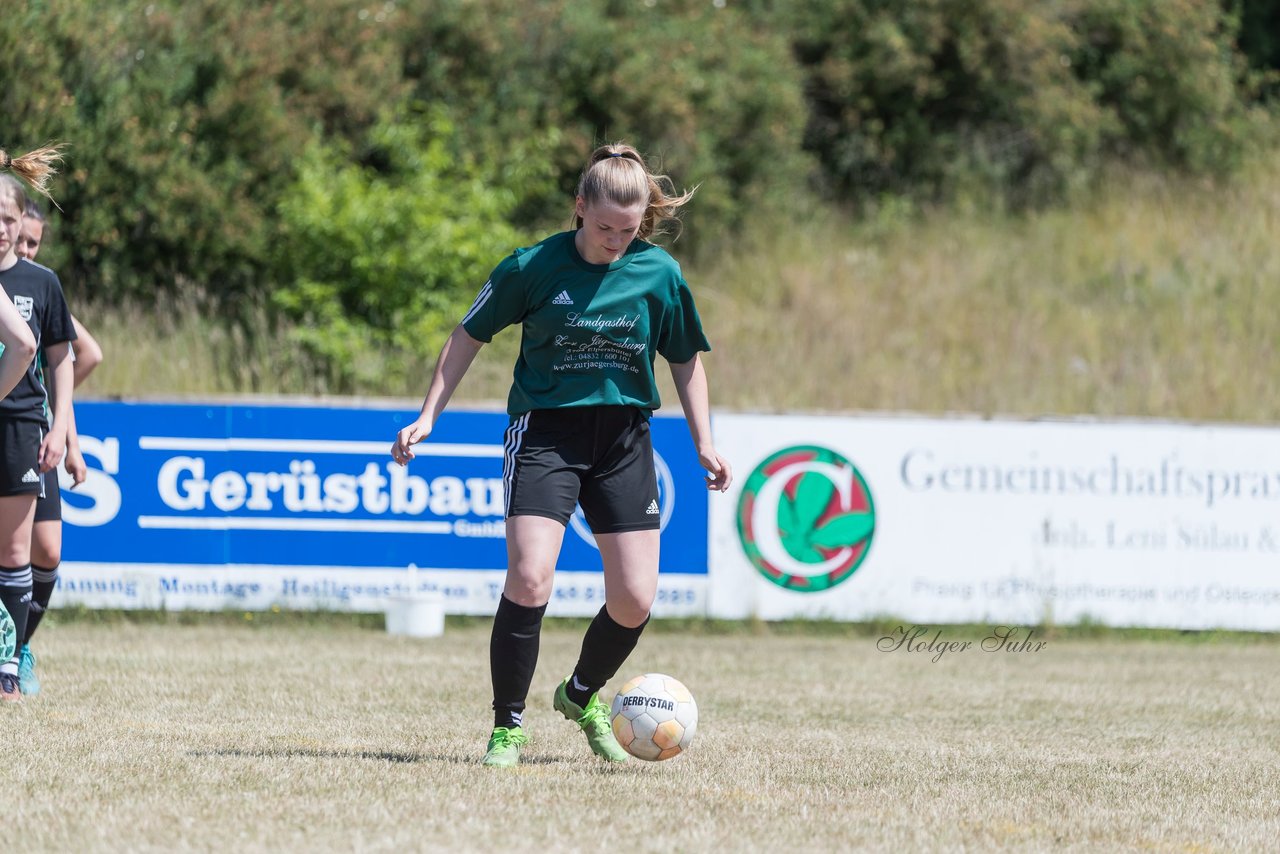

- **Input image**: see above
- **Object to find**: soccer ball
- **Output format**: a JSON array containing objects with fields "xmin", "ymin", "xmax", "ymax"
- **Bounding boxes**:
[{"xmin": 610, "ymin": 673, "xmax": 698, "ymax": 761}]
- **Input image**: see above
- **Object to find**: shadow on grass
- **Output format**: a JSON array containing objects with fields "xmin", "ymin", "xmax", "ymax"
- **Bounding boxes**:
[{"xmin": 187, "ymin": 747, "xmax": 566, "ymax": 766}]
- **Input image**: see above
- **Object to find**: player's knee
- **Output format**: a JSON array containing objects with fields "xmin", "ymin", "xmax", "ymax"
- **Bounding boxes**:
[
  {"xmin": 31, "ymin": 537, "xmax": 59, "ymax": 571},
  {"xmin": 0, "ymin": 546, "xmax": 28, "ymax": 567},
  {"xmin": 31, "ymin": 523, "xmax": 61, "ymax": 567},
  {"xmin": 607, "ymin": 596, "xmax": 653, "ymax": 628},
  {"xmin": 504, "ymin": 572, "xmax": 553, "ymax": 607},
  {"xmin": 32, "ymin": 543, "xmax": 60, "ymax": 567}
]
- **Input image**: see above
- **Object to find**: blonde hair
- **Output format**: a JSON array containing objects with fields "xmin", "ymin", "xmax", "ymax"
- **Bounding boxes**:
[
  {"xmin": 0, "ymin": 175, "xmax": 28, "ymax": 216},
  {"xmin": 0, "ymin": 144, "xmax": 67, "ymax": 206},
  {"xmin": 573, "ymin": 142, "xmax": 696, "ymax": 241}
]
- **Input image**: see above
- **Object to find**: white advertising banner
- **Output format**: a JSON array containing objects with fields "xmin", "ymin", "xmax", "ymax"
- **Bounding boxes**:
[
  {"xmin": 55, "ymin": 564, "xmax": 706, "ymax": 618},
  {"xmin": 708, "ymin": 414, "xmax": 1280, "ymax": 631}
]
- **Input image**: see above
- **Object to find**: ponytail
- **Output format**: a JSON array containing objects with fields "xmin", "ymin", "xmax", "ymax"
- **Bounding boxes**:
[{"xmin": 0, "ymin": 144, "xmax": 67, "ymax": 206}]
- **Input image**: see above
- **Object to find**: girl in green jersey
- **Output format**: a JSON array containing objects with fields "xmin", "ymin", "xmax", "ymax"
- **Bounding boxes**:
[{"xmin": 392, "ymin": 143, "xmax": 731, "ymax": 767}]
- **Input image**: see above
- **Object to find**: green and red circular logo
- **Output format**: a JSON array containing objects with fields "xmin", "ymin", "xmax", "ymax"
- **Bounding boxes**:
[{"xmin": 737, "ymin": 445, "xmax": 875, "ymax": 593}]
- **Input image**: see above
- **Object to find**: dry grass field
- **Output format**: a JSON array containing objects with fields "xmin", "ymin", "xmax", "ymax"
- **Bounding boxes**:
[{"xmin": 10, "ymin": 618, "xmax": 1279, "ymax": 852}]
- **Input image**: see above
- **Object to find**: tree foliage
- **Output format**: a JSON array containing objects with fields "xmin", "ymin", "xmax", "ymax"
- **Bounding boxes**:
[
  {"xmin": 751, "ymin": 0, "xmax": 1262, "ymax": 203},
  {"xmin": 273, "ymin": 111, "xmax": 556, "ymax": 388},
  {"xmin": 1, "ymin": 0, "xmax": 1270, "ymax": 389}
]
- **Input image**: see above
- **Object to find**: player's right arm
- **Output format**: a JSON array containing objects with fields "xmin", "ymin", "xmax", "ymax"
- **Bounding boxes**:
[
  {"xmin": 0, "ymin": 285, "xmax": 37, "ymax": 399},
  {"xmin": 390, "ymin": 324, "xmax": 486, "ymax": 465}
]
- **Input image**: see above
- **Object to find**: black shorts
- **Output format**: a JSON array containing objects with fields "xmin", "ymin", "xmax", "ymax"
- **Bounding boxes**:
[
  {"xmin": 503, "ymin": 406, "xmax": 661, "ymax": 534},
  {"xmin": 0, "ymin": 420, "xmax": 46, "ymax": 498},
  {"xmin": 34, "ymin": 469, "xmax": 61, "ymax": 523}
]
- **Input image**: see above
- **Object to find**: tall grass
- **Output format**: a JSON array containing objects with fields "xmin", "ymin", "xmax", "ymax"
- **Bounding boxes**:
[
  {"xmin": 697, "ymin": 150, "xmax": 1280, "ymax": 421},
  {"xmin": 79, "ymin": 289, "xmax": 525, "ymax": 405},
  {"xmin": 80, "ymin": 150, "xmax": 1280, "ymax": 422},
  {"xmin": 83, "ymin": 291, "xmax": 333, "ymax": 399}
]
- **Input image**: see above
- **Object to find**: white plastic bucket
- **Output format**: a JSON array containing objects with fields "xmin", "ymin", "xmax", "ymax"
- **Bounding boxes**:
[{"xmin": 385, "ymin": 592, "xmax": 445, "ymax": 638}]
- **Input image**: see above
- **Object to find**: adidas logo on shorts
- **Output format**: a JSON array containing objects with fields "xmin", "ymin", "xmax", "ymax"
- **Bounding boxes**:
[
  {"xmin": 645, "ymin": 499, "xmax": 659, "ymax": 515},
  {"xmin": 21, "ymin": 469, "xmax": 39, "ymax": 484},
  {"xmin": 552, "ymin": 290, "xmax": 574, "ymax": 305}
]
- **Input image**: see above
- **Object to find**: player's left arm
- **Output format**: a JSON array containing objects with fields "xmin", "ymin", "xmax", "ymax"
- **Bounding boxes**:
[
  {"xmin": 38, "ymin": 341, "xmax": 74, "ymax": 473},
  {"xmin": 668, "ymin": 352, "xmax": 732, "ymax": 492},
  {"xmin": 70, "ymin": 315, "xmax": 104, "ymax": 387},
  {"xmin": 62, "ymin": 403, "xmax": 87, "ymax": 487},
  {"xmin": 43, "ymin": 363, "xmax": 87, "ymax": 486}
]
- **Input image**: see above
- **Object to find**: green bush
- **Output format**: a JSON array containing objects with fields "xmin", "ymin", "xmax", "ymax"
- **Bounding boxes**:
[
  {"xmin": 391, "ymin": 0, "xmax": 812, "ymax": 249},
  {"xmin": 2, "ymin": 0, "xmax": 1273, "ymax": 394},
  {"xmin": 3, "ymin": 0, "xmax": 809, "ymax": 303},
  {"xmin": 750, "ymin": 0, "xmax": 1259, "ymax": 204},
  {"xmin": 1, "ymin": 0, "xmax": 406, "ymax": 302},
  {"xmin": 273, "ymin": 111, "xmax": 556, "ymax": 390},
  {"xmin": 1071, "ymin": 0, "xmax": 1258, "ymax": 173}
]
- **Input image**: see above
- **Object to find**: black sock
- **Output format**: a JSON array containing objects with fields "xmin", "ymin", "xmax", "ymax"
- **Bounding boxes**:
[
  {"xmin": 490, "ymin": 595, "xmax": 547, "ymax": 729},
  {"xmin": 24, "ymin": 564, "xmax": 57, "ymax": 644},
  {"xmin": 566, "ymin": 605, "xmax": 650, "ymax": 708},
  {"xmin": 0, "ymin": 565, "xmax": 33, "ymax": 670}
]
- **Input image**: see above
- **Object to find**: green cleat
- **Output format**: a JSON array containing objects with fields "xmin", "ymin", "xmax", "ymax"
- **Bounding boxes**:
[
  {"xmin": 482, "ymin": 726, "xmax": 528, "ymax": 768},
  {"xmin": 553, "ymin": 677, "xmax": 628, "ymax": 762},
  {"xmin": 18, "ymin": 645, "xmax": 39, "ymax": 697}
]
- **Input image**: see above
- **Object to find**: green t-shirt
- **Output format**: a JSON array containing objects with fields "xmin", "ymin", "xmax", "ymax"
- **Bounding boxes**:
[{"xmin": 462, "ymin": 231, "xmax": 710, "ymax": 417}]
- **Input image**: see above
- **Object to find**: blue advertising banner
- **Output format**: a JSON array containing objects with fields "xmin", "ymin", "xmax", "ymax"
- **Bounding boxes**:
[{"xmin": 59, "ymin": 400, "xmax": 709, "ymax": 615}]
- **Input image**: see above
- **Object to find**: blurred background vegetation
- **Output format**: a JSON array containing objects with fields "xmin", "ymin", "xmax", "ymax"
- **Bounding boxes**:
[{"xmin": 3, "ymin": 0, "xmax": 1278, "ymax": 418}]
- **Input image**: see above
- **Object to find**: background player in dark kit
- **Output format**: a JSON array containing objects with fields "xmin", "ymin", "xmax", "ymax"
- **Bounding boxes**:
[
  {"xmin": 0, "ymin": 146, "xmax": 75, "ymax": 702},
  {"xmin": 14, "ymin": 198, "xmax": 102, "ymax": 696}
]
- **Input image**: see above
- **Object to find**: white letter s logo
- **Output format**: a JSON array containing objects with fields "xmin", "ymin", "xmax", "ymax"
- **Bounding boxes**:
[{"xmin": 60, "ymin": 436, "xmax": 122, "ymax": 527}]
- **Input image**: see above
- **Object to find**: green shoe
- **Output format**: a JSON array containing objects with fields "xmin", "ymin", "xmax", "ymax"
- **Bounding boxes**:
[
  {"xmin": 18, "ymin": 645, "xmax": 39, "ymax": 697},
  {"xmin": 0, "ymin": 602, "xmax": 14, "ymax": 665},
  {"xmin": 553, "ymin": 678, "xmax": 628, "ymax": 762},
  {"xmin": 482, "ymin": 726, "xmax": 528, "ymax": 768}
]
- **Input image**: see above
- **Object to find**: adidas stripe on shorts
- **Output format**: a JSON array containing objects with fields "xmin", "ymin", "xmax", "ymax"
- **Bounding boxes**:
[
  {"xmin": 34, "ymin": 468, "xmax": 62, "ymax": 522},
  {"xmin": 0, "ymin": 420, "xmax": 47, "ymax": 498},
  {"xmin": 503, "ymin": 405, "xmax": 661, "ymax": 534}
]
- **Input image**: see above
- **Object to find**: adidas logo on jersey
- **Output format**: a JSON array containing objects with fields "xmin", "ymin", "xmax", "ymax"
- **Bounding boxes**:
[
  {"xmin": 645, "ymin": 499, "xmax": 660, "ymax": 515},
  {"xmin": 552, "ymin": 290, "xmax": 574, "ymax": 305},
  {"xmin": 21, "ymin": 469, "xmax": 39, "ymax": 484}
]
